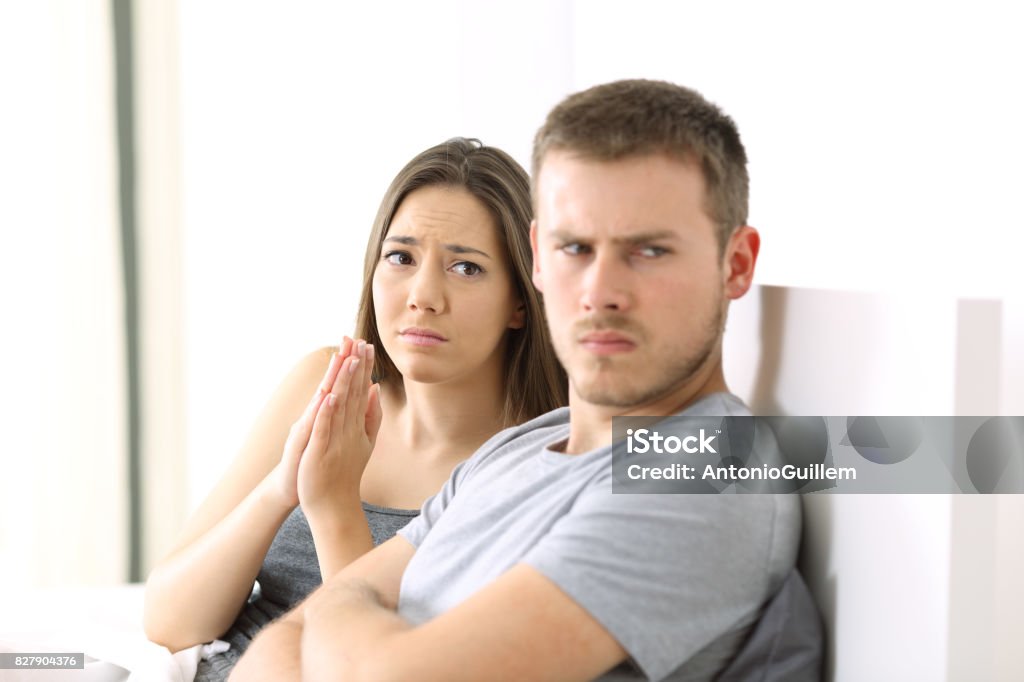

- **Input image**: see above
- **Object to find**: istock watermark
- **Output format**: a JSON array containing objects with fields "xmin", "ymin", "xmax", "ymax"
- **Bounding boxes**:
[
  {"xmin": 611, "ymin": 416, "xmax": 1024, "ymax": 494},
  {"xmin": 625, "ymin": 427, "xmax": 719, "ymax": 454}
]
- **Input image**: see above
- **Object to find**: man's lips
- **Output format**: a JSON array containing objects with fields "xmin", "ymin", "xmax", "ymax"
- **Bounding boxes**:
[
  {"xmin": 578, "ymin": 330, "xmax": 636, "ymax": 355},
  {"xmin": 400, "ymin": 327, "xmax": 448, "ymax": 347}
]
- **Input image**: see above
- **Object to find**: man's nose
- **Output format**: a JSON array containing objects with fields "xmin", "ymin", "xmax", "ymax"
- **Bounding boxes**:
[
  {"xmin": 579, "ymin": 251, "xmax": 631, "ymax": 312},
  {"xmin": 407, "ymin": 264, "xmax": 447, "ymax": 314}
]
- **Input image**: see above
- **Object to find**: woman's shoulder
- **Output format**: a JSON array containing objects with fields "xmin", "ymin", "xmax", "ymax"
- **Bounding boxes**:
[
  {"xmin": 160, "ymin": 346, "xmax": 338, "ymax": 558},
  {"xmin": 306, "ymin": 345, "xmax": 339, "ymax": 367},
  {"xmin": 257, "ymin": 346, "xmax": 336, "ymax": 413},
  {"xmin": 285, "ymin": 345, "xmax": 337, "ymax": 387},
  {"xmin": 231, "ymin": 345, "xmax": 339, "ymax": 465}
]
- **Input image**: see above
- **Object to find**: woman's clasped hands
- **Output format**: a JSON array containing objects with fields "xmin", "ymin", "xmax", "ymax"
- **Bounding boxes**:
[{"xmin": 267, "ymin": 337, "xmax": 383, "ymax": 517}]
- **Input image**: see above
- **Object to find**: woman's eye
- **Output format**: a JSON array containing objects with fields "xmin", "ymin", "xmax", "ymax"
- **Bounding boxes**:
[
  {"xmin": 384, "ymin": 251, "xmax": 413, "ymax": 266},
  {"xmin": 451, "ymin": 261, "xmax": 483, "ymax": 277}
]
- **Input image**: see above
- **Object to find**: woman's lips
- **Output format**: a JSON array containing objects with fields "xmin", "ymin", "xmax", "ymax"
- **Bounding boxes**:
[
  {"xmin": 400, "ymin": 328, "xmax": 448, "ymax": 347},
  {"xmin": 578, "ymin": 330, "xmax": 636, "ymax": 356}
]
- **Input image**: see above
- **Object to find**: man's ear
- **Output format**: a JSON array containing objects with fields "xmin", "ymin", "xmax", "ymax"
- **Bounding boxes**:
[
  {"xmin": 530, "ymin": 220, "xmax": 544, "ymax": 292},
  {"xmin": 723, "ymin": 225, "xmax": 760, "ymax": 300},
  {"xmin": 508, "ymin": 301, "xmax": 526, "ymax": 330}
]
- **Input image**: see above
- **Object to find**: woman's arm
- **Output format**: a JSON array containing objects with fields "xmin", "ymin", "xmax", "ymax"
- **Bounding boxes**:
[
  {"xmin": 143, "ymin": 346, "xmax": 341, "ymax": 652},
  {"xmin": 305, "ymin": 493, "xmax": 376, "ymax": 582}
]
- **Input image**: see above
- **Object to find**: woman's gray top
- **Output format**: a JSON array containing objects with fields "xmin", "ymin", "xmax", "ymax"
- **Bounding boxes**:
[{"xmin": 194, "ymin": 502, "xmax": 418, "ymax": 681}]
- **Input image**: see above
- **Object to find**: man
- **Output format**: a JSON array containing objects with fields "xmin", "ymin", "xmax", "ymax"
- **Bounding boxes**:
[{"xmin": 232, "ymin": 79, "xmax": 804, "ymax": 681}]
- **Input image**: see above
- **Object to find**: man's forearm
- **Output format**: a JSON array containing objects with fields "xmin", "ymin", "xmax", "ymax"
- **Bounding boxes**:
[
  {"xmin": 230, "ymin": 612, "xmax": 304, "ymax": 681},
  {"xmin": 301, "ymin": 579, "xmax": 412, "ymax": 680}
]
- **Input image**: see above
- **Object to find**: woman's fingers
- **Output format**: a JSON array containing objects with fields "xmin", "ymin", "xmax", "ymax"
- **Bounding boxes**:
[
  {"xmin": 327, "ymin": 352, "xmax": 360, "ymax": 429},
  {"xmin": 329, "ymin": 339, "xmax": 361, "ymax": 395},
  {"xmin": 284, "ymin": 352, "xmax": 337, "ymax": 455},
  {"xmin": 309, "ymin": 339, "xmax": 371, "ymax": 449},
  {"xmin": 308, "ymin": 387, "xmax": 338, "ymax": 451},
  {"xmin": 351, "ymin": 344, "xmax": 373, "ymax": 433},
  {"xmin": 303, "ymin": 338, "xmax": 352, "ymax": 424},
  {"xmin": 318, "ymin": 338, "xmax": 352, "ymax": 394},
  {"xmin": 365, "ymin": 383, "xmax": 383, "ymax": 444},
  {"xmin": 342, "ymin": 343, "xmax": 364, "ymax": 423},
  {"xmin": 291, "ymin": 338, "xmax": 354, "ymax": 453},
  {"xmin": 338, "ymin": 336, "xmax": 355, "ymax": 362},
  {"xmin": 302, "ymin": 342, "xmax": 346, "ymax": 423},
  {"xmin": 317, "ymin": 352, "xmax": 342, "ymax": 398}
]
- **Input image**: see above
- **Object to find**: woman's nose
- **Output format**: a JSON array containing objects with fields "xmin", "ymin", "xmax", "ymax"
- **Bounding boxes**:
[{"xmin": 406, "ymin": 265, "xmax": 446, "ymax": 314}]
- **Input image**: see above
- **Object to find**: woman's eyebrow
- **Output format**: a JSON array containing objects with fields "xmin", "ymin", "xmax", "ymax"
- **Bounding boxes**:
[
  {"xmin": 383, "ymin": 235, "xmax": 491, "ymax": 260},
  {"xmin": 444, "ymin": 243, "xmax": 491, "ymax": 259}
]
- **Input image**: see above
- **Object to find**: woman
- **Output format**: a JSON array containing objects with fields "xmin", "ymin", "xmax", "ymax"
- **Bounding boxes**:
[{"xmin": 143, "ymin": 138, "xmax": 567, "ymax": 680}]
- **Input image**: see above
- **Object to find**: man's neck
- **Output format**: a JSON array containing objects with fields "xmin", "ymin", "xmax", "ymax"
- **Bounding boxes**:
[{"xmin": 563, "ymin": 361, "xmax": 729, "ymax": 455}]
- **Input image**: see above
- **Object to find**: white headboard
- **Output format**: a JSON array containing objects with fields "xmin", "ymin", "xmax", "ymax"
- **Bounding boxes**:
[{"xmin": 721, "ymin": 285, "xmax": 1023, "ymax": 680}]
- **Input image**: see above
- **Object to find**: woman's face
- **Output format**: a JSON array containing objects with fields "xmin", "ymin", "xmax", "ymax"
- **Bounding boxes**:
[{"xmin": 372, "ymin": 185, "xmax": 524, "ymax": 386}]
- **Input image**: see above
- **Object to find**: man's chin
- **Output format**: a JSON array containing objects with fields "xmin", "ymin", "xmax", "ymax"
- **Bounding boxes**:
[
  {"xmin": 572, "ymin": 376, "xmax": 652, "ymax": 410},
  {"xmin": 570, "ymin": 360, "xmax": 709, "ymax": 411},
  {"xmin": 575, "ymin": 390, "xmax": 643, "ymax": 409}
]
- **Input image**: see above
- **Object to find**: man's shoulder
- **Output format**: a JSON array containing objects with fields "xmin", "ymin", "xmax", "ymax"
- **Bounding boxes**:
[
  {"xmin": 459, "ymin": 407, "xmax": 571, "ymax": 475},
  {"xmin": 513, "ymin": 405, "xmax": 573, "ymax": 433},
  {"xmin": 679, "ymin": 392, "xmax": 751, "ymax": 417},
  {"xmin": 491, "ymin": 406, "xmax": 571, "ymax": 447}
]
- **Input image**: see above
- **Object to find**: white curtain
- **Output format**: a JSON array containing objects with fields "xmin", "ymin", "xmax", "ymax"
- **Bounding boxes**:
[{"xmin": 0, "ymin": 0, "xmax": 127, "ymax": 587}]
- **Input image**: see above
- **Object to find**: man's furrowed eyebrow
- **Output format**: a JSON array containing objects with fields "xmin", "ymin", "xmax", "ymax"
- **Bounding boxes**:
[
  {"xmin": 546, "ymin": 228, "xmax": 588, "ymax": 244},
  {"xmin": 545, "ymin": 229, "xmax": 679, "ymax": 244},
  {"xmin": 614, "ymin": 230, "xmax": 679, "ymax": 245},
  {"xmin": 382, "ymin": 235, "xmax": 492, "ymax": 260}
]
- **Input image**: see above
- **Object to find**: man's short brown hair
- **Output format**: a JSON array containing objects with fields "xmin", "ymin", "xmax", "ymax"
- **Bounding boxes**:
[{"xmin": 532, "ymin": 79, "xmax": 749, "ymax": 251}]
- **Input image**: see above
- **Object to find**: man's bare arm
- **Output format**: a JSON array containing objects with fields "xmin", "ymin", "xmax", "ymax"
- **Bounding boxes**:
[
  {"xmin": 229, "ymin": 609, "xmax": 303, "ymax": 682},
  {"xmin": 230, "ymin": 535, "xmax": 416, "ymax": 681},
  {"xmin": 301, "ymin": 562, "xmax": 628, "ymax": 682},
  {"xmin": 301, "ymin": 579, "xmax": 412, "ymax": 680}
]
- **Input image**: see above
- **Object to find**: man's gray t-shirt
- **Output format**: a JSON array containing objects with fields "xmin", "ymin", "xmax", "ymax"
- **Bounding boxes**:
[{"xmin": 397, "ymin": 393, "xmax": 801, "ymax": 682}]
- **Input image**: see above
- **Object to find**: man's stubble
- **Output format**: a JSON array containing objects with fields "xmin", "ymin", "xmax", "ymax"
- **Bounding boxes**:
[{"xmin": 564, "ymin": 289, "xmax": 726, "ymax": 409}]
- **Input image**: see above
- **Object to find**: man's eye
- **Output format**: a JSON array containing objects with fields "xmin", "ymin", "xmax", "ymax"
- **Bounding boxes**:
[
  {"xmin": 451, "ymin": 261, "xmax": 483, "ymax": 277},
  {"xmin": 384, "ymin": 251, "xmax": 414, "ymax": 266},
  {"xmin": 636, "ymin": 246, "xmax": 669, "ymax": 258},
  {"xmin": 561, "ymin": 243, "xmax": 591, "ymax": 256}
]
